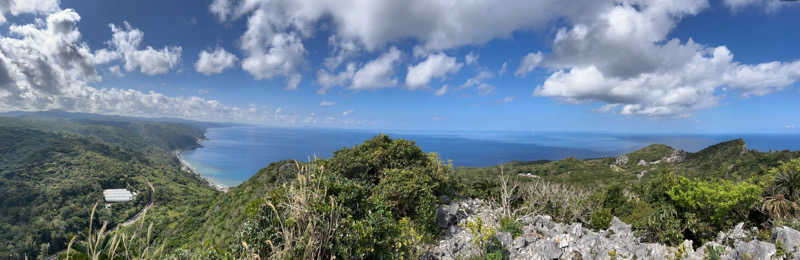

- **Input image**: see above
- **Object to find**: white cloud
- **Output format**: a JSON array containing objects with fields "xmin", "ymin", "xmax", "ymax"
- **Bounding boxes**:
[
  {"xmin": 342, "ymin": 109, "xmax": 353, "ymax": 116},
  {"xmin": 0, "ymin": 0, "xmax": 60, "ymax": 24},
  {"xmin": 499, "ymin": 62, "xmax": 508, "ymax": 76},
  {"xmin": 723, "ymin": 0, "xmax": 789, "ymax": 11},
  {"xmin": 351, "ymin": 47, "xmax": 402, "ymax": 90},
  {"xmin": 0, "ymin": 7, "xmax": 358, "ymax": 127},
  {"xmin": 324, "ymin": 35, "xmax": 360, "ymax": 70},
  {"xmin": 316, "ymin": 63, "xmax": 356, "ymax": 94},
  {"xmin": 435, "ymin": 85, "xmax": 448, "ymax": 96},
  {"xmin": 515, "ymin": 51, "xmax": 543, "ymax": 77},
  {"xmin": 315, "ymin": 47, "xmax": 403, "ymax": 92},
  {"xmin": 531, "ymin": 0, "xmax": 800, "ymax": 117},
  {"xmin": 109, "ymin": 65, "xmax": 124, "ymax": 77},
  {"xmin": 465, "ymin": 52, "xmax": 479, "ymax": 65},
  {"xmin": 501, "ymin": 96, "xmax": 514, "ymax": 103},
  {"xmin": 209, "ymin": 0, "xmax": 609, "ymax": 89},
  {"xmin": 477, "ymin": 83, "xmax": 495, "ymax": 96},
  {"xmin": 98, "ymin": 22, "xmax": 182, "ymax": 75},
  {"xmin": 786, "ymin": 124, "xmax": 796, "ymax": 129},
  {"xmin": 316, "ymin": 47, "xmax": 402, "ymax": 94},
  {"xmin": 320, "ymin": 101, "xmax": 335, "ymax": 106},
  {"xmin": 195, "ymin": 47, "xmax": 238, "ymax": 75},
  {"xmin": 211, "ymin": 0, "xmax": 608, "ymax": 51},
  {"xmin": 461, "ymin": 70, "xmax": 494, "ymax": 89},
  {"xmin": 406, "ymin": 53, "xmax": 463, "ymax": 90}
]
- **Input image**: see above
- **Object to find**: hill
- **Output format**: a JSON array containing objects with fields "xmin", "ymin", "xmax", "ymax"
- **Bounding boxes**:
[
  {"xmin": 453, "ymin": 138, "xmax": 800, "ymax": 188},
  {"xmin": 0, "ymin": 113, "xmax": 221, "ymax": 259}
]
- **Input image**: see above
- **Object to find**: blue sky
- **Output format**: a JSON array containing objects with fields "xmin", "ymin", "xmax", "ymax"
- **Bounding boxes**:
[{"xmin": 0, "ymin": 0, "xmax": 798, "ymax": 133}]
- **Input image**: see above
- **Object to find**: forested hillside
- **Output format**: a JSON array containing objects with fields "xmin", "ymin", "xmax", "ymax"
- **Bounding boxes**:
[{"xmin": 0, "ymin": 113, "xmax": 221, "ymax": 259}]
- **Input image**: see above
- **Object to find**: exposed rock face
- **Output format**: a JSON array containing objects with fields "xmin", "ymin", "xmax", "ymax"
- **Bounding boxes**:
[
  {"xmin": 615, "ymin": 155, "xmax": 629, "ymax": 166},
  {"xmin": 664, "ymin": 149, "xmax": 687, "ymax": 163},
  {"xmin": 774, "ymin": 226, "xmax": 800, "ymax": 258},
  {"xmin": 427, "ymin": 199, "xmax": 800, "ymax": 260}
]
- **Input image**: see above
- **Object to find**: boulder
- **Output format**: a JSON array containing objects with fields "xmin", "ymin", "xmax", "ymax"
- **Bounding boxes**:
[
  {"xmin": 733, "ymin": 240, "xmax": 776, "ymax": 260},
  {"xmin": 775, "ymin": 226, "xmax": 800, "ymax": 259}
]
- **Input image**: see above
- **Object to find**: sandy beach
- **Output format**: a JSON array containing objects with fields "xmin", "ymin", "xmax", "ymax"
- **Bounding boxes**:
[{"xmin": 176, "ymin": 150, "xmax": 229, "ymax": 192}]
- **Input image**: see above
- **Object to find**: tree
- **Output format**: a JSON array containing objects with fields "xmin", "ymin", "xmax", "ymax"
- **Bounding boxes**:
[{"xmin": 772, "ymin": 158, "xmax": 800, "ymax": 201}]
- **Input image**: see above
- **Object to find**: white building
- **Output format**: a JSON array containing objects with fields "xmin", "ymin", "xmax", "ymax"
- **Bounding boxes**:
[{"xmin": 103, "ymin": 189, "xmax": 135, "ymax": 202}]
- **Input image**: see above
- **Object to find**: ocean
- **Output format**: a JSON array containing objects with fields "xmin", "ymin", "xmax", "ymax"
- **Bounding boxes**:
[{"xmin": 180, "ymin": 126, "xmax": 800, "ymax": 186}]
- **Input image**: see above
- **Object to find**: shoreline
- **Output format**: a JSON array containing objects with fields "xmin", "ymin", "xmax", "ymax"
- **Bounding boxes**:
[{"xmin": 176, "ymin": 148, "xmax": 229, "ymax": 193}]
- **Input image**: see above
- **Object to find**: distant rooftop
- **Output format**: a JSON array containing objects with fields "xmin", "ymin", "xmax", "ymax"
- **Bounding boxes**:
[{"xmin": 103, "ymin": 189, "xmax": 134, "ymax": 202}]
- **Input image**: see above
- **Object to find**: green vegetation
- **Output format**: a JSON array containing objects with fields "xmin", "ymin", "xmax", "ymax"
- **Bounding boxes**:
[
  {"xmin": 0, "ymin": 113, "xmax": 219, "ymax": 259},
  {"xmin": 5, "ymin": 111, "xmax": 800, "ymax": 258},
  {"xmin": 231, "ymin": 135, "xmax": 454, "ymax": 259}
]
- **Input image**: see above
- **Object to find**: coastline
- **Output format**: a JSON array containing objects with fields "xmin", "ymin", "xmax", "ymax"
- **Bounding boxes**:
[{"xmin": 176, "ymin": 147, "xmax": 230, "ymax": 193}]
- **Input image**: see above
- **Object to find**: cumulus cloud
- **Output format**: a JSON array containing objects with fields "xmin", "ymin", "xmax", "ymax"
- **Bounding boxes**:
[
  {"xmin": 94, "ymin": 22, "xmax": 183, "ymax": 75},
  {"xmin": 351, "ymin": 47, "xmax": 402, "ymax": 90},
  {"xmin": 324, "ymin": 35, "xmax": 360, "ymax": 70},
  {"xmin": 532, "ymin": 0, "xmax": 800, "ymax": 117},
  {"xmin": 109, "ymin": 65, "xmax": 124, "ymax": 77},
  {"xmin": 515, "ymin": 51, "xmax": 543, "ymax": 77},
  {"xmin": 195, "ymin": 47, "xmax": 238, "ymax": 75},
  {"xmin": 0, "ymin": 0, "xmax": 60, "ymax": 24},
  {"xmin": 501, "ymin": 96, "xmax": 514, "ymax": 103},
  {"xmin": 320, "ymin": 101, "xmax": 335, "ymax": 106},
  {"xmin": 209, "ymin": 0, "xmax": 609, "ymax": 89},
  {"xmin": 406, "ymin": 53, "xmax": 463, "ymax": 90},
  {"xmin": 0, "ymin": 6, "xmax": 352, "ymax": 127},
  {"xmin": 211, "ymin": 0, "xmax": 609, "ymax": 50},
  {"xmin": 315, "ymin": 47, "xmax": 402, "ymax": 92},
  {"xmin": 316, "ymin": 62, "xmax": 356, "ymax": 94},
  {"xmin": 342, "ymin": 109, "xmax": 353, "ymax": 116}
]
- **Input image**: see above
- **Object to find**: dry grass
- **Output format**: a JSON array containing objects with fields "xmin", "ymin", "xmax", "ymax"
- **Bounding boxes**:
[
  {"xmin": 63, "ymin": 202, "xmax": 165, "ymax": 260},
  {"xmin": 240, "ymin": 161, "xmax": 341, "ymax": 259},
  {"xmin": 518, "ymin": 179, "xmax": 598, "ymax": 223}
]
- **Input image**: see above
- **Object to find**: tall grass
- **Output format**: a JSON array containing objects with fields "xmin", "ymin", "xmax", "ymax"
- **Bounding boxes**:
[
  {"xmin": 62, "ymin": 202, "xmax": 165, "ymax": 260},
  {"xmin": 237, "ymin": 161, "xmax": 341, "ymax": 259}
]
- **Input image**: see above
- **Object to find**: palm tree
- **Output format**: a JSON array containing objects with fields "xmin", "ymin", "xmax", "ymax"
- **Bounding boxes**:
[
  {"xmin": 774, "ymin": 165, "xmax": 800, "ymax": 201},
  {"xmin": 761, "ymin": 194, "xmax": 800, "ymax": 220}
]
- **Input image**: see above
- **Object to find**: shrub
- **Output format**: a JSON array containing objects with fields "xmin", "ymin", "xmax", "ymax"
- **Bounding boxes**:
[
  {"xmin": 589, "ymin": 208, "xmax": 613, "ymax": 230},
  {"xmin": 635, "ymin": 205, "xmax": 685, "ymax": 245},
  {"xmin": 498, "ymin": 217, "xmax": 522, "ymax": 238},
  {"xmin": 667, "ymin": 176, "xmax": 761, "ymax": 230},
  {"xmin": 236, "ymin": 135, "xmax": 455, "ymax": 259},
  {"xmin": 324, "ymin": 134, "xmax": 431, "ymax": 184}
]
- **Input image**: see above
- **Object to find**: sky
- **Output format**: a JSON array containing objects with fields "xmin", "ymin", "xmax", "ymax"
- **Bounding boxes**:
[{"xmin": 0, "ymin": 0, "xmax": 798, "ymax": 133}]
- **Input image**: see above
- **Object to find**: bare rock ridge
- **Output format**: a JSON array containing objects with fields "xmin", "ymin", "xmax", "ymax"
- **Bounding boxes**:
[{"xmin": 426, "ymin": 199, "xmax": 800, "ymax": 260}]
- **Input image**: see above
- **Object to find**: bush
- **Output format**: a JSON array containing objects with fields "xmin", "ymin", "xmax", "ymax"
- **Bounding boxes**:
[
  {"xmin": 589, "ymin": 208, "xmax": 613, "ymax": 230},
  {"xmin": 667, "ymin": 176, "xmax": 761, "ymax": 231},
  {"xmin": 236, "ymin": 135, "xmax": 455, "ymax": 259},
  {"xmin": 324, "ymin": 134, "xmax": 431, "ymax": 184},
  {"xmin": 635, "ymin": 204, "xmax": 685, "ymax": 245},
  {"xmin": 498, "ymin": 216, "xmax": 522, "ymax": 238}
]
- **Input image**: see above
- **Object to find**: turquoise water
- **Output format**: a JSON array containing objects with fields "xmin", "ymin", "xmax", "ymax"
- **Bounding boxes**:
[{"xmin": 181, "ymin": 126, "xmax": 800, "ymax": 186}]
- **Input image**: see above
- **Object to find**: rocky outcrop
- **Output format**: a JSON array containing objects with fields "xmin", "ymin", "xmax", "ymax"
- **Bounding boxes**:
[
  {"xmin": 664, "ymin": 149, "xmax": 687, "ymax": 163},
  {"xmin": 427, "ymin": 199, "xmax": 800, "ymax": 260},
  {"xmin": 615, "ymin": 155, "xmax": 629, "ymax": 166}
]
